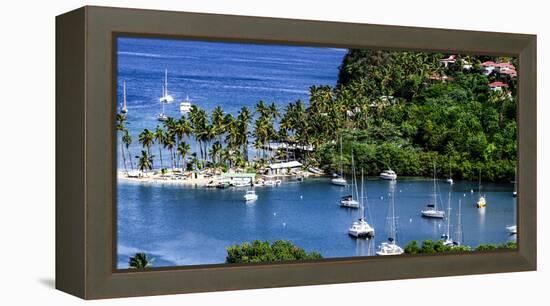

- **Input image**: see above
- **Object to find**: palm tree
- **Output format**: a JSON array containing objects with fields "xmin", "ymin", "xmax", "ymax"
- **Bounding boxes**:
[
  {"xmin": 177, "ymin": 142, "xmax": 191, "ymax": 171},
  {"xmin": 255, "ymin": 100, "xmax": 269, "ymax": 118},
  {"xmin": 164, "ymin": 132, "xmax": 176, "ymax": 170},
  {"xmin": 174, "ymin": 117, "xmax": 192, "ymax": 167},
  {"xmin": 237, "ymin": 106, "xmax": 252, "ymax": 161},
  {"xmin": 154, "ymin": 126, "xmax": 166, "ymax": 170},
  {"xmin": 209, "ymin": 141, "xmax": 222, "ymax": 164},
  {"xmin": 211, "ymin": 106, "xmax": 225, "ymax": 145},
  {"xmin": 136, "ymin": 150, "xmax": 154, "ymax": 175},
  {"xmin": 122, "ymin": 129, "xmax": 134, "ymax": 171},
  {"xmin": 128, "ymin": 253, "xmax": 153, "ymax": 269},
  {"xmin": 138, "ymin": 129, "xmax": 155, "ymax": 156}
]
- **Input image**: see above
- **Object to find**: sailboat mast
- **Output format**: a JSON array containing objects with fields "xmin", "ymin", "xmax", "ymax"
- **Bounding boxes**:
[
  {"xmin": 433, "ymin": 163, "xmax": 437, "ymax": 210},
  {"xmin": 478, "ymin": 169, "xmax": 482, "ymax": 196},
  {"xmin": 361, "ymin": 169, "xmax": 365, "ymax": 220},
  {"xmin": 446, "ymin": 189, "xmax": 452, "ymax": 238},
  {"xmin": 390, "ymin": 184, "xmax": 396, "ymax": 240},
  {"xmin": 456, "ymin": 199, "xmax": 463, "ymax": 245},
  {"xmin": 164, "ymin": 69, "xmax": 168, "ymax": 96},
  {"xmin": 123, "ymin": 81, "xmax": 127, "ymax": 108}
]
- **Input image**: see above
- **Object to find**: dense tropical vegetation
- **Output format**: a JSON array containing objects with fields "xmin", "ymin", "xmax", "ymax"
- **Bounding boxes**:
[
  {"xmin": 403, "ymin": 240, "xmax": 517, "ymax": 254},
  {"xmin": 118, "ymin": 49, "xmax": 517, "ymax": 182},
  {"xmin": 225, "ymin": 240, "xmax": 322, "ymax": 263}
]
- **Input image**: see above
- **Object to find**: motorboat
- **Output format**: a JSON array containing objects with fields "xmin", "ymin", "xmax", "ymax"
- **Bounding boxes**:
[
  {"xmin": 331, "ymin": 176, "xmax": 347, "ymax": 186},
  {"xmin": 180, "ymin": 95, "xmax": 192, "ymax": 113},
  {"xmin": 244, "ymin": 190, "xmax": 258, "ymax": 201},
  {"xmin": 379, "ymin": 169, "xmax": 397, "ymax": 180}
]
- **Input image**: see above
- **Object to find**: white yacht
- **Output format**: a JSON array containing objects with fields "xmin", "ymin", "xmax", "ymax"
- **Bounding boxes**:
[
  {"xmin": 506, "ymin": 225, "xmax": 517, "ymax": 235},
  {"xmin": 158, "ymin": 69, "xmax": 173, "ymax": 121},
  {"xmin": 332, "ymin": 136, "xmax": 347, "ymax": 186},
  {"xmin": 180, "ymin": 95, "xmax": 192, "ymax": 113},
  {"xmin": 121, "ymin": 80, "xmax": 128, "ymax": 114},
  {"xmin": 376, "ymin": 182, "xmax": 404, "ymax": 255},
  {"xmin": 421, "ymin": 164, "xmax": 445, "ymax": 218},
  {"xmin": 348, "ymin": 170, "xmax": 375, "ymax": 238},
  {"xmin": 244, "ymin": 190, "xmax": 258, "ymax": 201},
  {"xmin": 379, "ymin": 169, "xmax": 397, "ymax": 180}
]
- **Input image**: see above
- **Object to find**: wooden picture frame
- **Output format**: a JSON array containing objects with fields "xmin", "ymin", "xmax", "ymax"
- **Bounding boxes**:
[{"xmin": 56, "ymin": 6, "xmax": 536, "ymax": 299}]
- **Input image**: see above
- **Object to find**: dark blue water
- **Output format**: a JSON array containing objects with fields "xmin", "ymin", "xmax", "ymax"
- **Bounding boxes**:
[
  {"xmin": 117, "ymin": 178, "xmax": 516, "ymax": 268},
  {"xmin": 116, "ymin": 37, "xmax": 346, "ymax": 168}
]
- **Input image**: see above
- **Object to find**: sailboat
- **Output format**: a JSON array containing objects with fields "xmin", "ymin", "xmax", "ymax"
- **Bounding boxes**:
[
  {"xmin": 158, "ymin": 69, "xmax": 173, "ymax": 121},
  {"xmin": 121, "ymin": 80, "xmax": 128, "ymax": 114},
  {"xmin": 348, "ymin": 170, "xmax": 375, "ymax": 238},
  {"xmin": 446, "ymin": 162, "xmax": 453, "ymax": 184},
  {"xmin": 331, "ymin": 135, "xmax": 347, "ymax": 186},
  {"xmin": 441, "ymin": 187, "xmax": 454, "ymax": 246},
  {"xmin": 421, "ymin": 163, "xmax": 445, "ymax": 218},
  {"xmin": 476, "ymin": 169, "xmax": 487, "ymax": 208},
  {"xmin": 376, "ymin": 181, "xmax": 404, "ymax": 255},
  {"xmin": 340, "ymin": 151, "xmax": 359, "ymax": 208},
  {"xmin": 455, "ymin": 199, "xmax": 463, "ymax": 246}
]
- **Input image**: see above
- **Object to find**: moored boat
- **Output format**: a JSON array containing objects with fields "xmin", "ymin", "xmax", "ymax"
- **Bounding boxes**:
[
  {"xmin": 376, "ymin": 182, "xmax": 404, "ymax": 255},
  {"xmin": 379, "ymin": 169, "xmax": 397, "ymax": 180},
  {"xmin": 348, "ymin": 170, "xmax": 375, "ymax": 238},
  {"xmin": 244, "ymin": 190, "xmax": 258, "ymax": 201},
  {"xmin": 421, "ymin": 163, "xmax": 445, "ymax": 218}
]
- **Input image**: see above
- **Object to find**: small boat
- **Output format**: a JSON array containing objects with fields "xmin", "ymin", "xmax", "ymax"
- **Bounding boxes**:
[
  {"xmin": 263, "ymin": 179, "xmax": 281, "ymax": 186},
  {"xmin": 376, "ymin": 182, "xmax": 404, "ymax": 255},
  {"xmin": 348, "ymin": 170, "xmax": 375, "ymax": 238},
  {"xmin": 379, "ymin": 169, "xmax": 397, "ymax": 180},
  {"xmin": 157, "ymin": 113, "xmax": 168, "ymax": 121},
  {"xmin": 308, "ymin": 166, "xmax": 324, "ymax": 175},
  {"xmin": 476, "ymin": 169, "xmax": 487, "ymax": 208},
  {"xmin": 233, "ymin": 181, "xmax": 252, "ymax": 187},
  {"xmin": 506, "ymin": 225, "xmax": 517, "ymax": 235},
  {"xmin": 332, "ymin": 135, "xmax": 347, "ymax": 186},
  {"xmin": 421, "ymin": 163, "xmax": 445, "ymax": 218},
  {"xmin": 216, "ymin": 181, "xmax": 230, "ymax": 189},
  {"xmin": 244, "ymin": 190, "xmax": 258, "ymax": 201},
  {"xmin": 121, "ymin": 80, "xmax": 128, "ymax": 114},
  {"xmin": 340, "ymin": 195, "xmax": 359, "ymax": 208},
  {"xmin": 180, "ymin": 95, "xmax": 192, "ymax": 113},
  {"xmin": 446, "ymin": 162, "xmax": 453, "ymax": 184},
  {"xmin": 376, "ymin": 239, "xmax": 404, "ymax": 256}
]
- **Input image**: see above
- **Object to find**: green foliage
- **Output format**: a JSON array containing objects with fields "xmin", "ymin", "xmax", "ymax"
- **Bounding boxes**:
[
  {"xmin": 403, "ymin": 240, "xmax": 515, "ymax": 254},
  {"xmin": 225, "ymin": 240, "xmax": 322, "ymax": 264}
]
